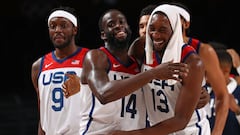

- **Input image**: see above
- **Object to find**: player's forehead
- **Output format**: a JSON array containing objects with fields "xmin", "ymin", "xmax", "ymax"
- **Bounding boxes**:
[{"xmin": 103, "ymin": 10, "xmax": 126, "ymax": 22}]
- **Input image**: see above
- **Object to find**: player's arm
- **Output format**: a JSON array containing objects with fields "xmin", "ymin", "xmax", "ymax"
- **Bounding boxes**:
[
  {"xmin": 200, "ymin": 43, "xmax": 229, "ymax": 135},
  {"xmin": 196, "ymin": 87, "xmax": 210, "ymax": 109},
  {"xmin": 81, "ymin": 49, "xmax": 188, "ymax": 104},
  {"xmin": 31, "ymin": 58, "xmax": 45, "ymax": 135},
  {"xmin": 109, "ymin": 53, "xmax": 204, "ymax": 135},
  {"xmin": 170, "ymin": 53, "xmax": 205, "ymax": 132},
  {"xmin": 144, "ymin": 53, "xmax": 204, "ymax": 134}
]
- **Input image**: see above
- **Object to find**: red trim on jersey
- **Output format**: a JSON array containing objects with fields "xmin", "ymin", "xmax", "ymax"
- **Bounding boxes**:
[
  {"xmin": 181, "ymin": 44, "xmax": 196, "ymax": 62},
  {"xmin": 100, "ymin": 47, "xmax": 140, "ymax": 74},
  {"xmin": 41, "ymin": 47, "xmax": 89, "ymax": 71},
  {"xmin": 188, "ymin": 37, "xmax": 201, "ymax": 54}
]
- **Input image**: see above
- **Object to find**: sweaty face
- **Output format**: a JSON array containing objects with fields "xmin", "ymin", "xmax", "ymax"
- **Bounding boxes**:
[
  {"xmin": 48, "ymin": 17, "xmax": 76, "ymax": 49},
  {"xmin": 102, "ymin": 10, "xmax": 132, "ymax": 49},
  {"xmin": 148, "ymin": 12, "xmax": 173, "ymax": 52},
  {"xmin": 138, "ymin": 15, "xmax": 150, "ymax": 37}
]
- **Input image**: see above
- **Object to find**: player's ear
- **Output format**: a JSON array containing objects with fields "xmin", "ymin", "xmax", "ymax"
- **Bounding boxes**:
[
  {"xmin": 184, "ymin": 21, "xmax": 190, "ymax": 29},
  {"xmin": 73, "ymin": 26, "xmax": 78, "ymax": 35},
  {"xmin": 101, "ymin": 31, "xmax": 107, "ymax": 40}
]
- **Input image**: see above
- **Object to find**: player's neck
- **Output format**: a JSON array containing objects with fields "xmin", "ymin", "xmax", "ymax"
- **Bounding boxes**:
[{"xmin": 55, "ymin": 44, "xmax": 78, "ymax": 59}]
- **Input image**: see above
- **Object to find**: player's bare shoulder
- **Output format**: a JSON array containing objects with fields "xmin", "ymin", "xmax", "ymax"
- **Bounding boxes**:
[{"xmin": 129, "ymin": 36, "xmax": 145, "ymax": 62}]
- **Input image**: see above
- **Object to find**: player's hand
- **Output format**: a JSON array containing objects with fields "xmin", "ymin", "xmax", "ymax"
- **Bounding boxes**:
[
  {"xmin": 62, "ymin": 73, "xmax": 80, "ymax": 98},
  {"xmin": 152, "ymin": 60, "xmax": 189, "ymax": 82},
  {"xmin": 196, "ymin": 87, "xmax": 210, "ymax": 109}
]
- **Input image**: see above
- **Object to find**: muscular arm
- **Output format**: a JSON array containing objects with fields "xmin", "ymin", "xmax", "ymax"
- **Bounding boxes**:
[
  {"xmin": 152, "ymin": 54, "xmax": 204, "ymax": 134},
  {"xmin": 200, "ymin": 43, "xmax": 229, "ymax": 135},
  {"xmin": 31, "ymin": 58, "xmax": 45, "ymax": 135},
  {"xmin": 112, "ymin": 53, "xmax": 204, "ymax": 135},
  {"xmin": 129, "ymin": 37, "xmax": 209, "ymax": 109},
  {"xmin": 81, "ymin": 49, "xmax": 188, "ymax": 104}
]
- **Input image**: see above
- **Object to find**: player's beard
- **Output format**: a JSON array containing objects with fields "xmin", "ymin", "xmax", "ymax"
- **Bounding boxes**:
[
  {"xmin": 106, "ymin": 28, "xmax": 132, "ymax": 50},
  {"xmin": 51, "ymin": 34, "xmax": 73, "ymax": 49}
]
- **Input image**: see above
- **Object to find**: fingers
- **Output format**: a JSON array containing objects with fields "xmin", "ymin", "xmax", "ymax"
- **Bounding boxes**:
[
  {"xmin": 62, "ymin": 83, "xmax": 70, "ymax": 98},
  {"xmin": 167, "ymin": 63, "xmax": 188, "ymax": 71},
  {"xmin": 62, "ymin": 73, "xmax": 81, "ymax": 98},
  {"xmin": 171, "ymin": 76, "xmax": 182, "ymax": 82},
  {"xmin": 170, "ymin": 63, "xmax": 189, "ymax": 78},
  {"xmin": 154, "ymin": 62, "xmax": 188, "ymax": 81}
]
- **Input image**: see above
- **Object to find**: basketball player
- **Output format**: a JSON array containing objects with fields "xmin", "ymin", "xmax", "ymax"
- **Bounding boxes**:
[
  {"xmin": 78, "ymin": 9, "xmax": 189, "ymax": 135},
  {"xmin": 130, "ymin": 4, "xmax": 210, "ymax": 109},
  {"xmin": 205, "ymin": 49, "xmax": 240, "ymax": 135},
  {"xmin": 31, "ymin": 6, "xmax": 88, "ymax": 135},
  {"xmin": 109, "ymin": 4, "xmax": 210, "ymax": 135},
  {"xmin": 170, "ymin": 3, "xmax": 229, "ymax": 135}
]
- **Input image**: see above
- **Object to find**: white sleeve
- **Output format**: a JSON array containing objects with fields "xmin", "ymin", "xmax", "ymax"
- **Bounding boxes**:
[
  {"xmin": 236, "ymin": 114, "xmax": 240, "ymax": 125},
  {"xmin": 236, "ymin": 66, "xmax": 240, "ymax": 75}
]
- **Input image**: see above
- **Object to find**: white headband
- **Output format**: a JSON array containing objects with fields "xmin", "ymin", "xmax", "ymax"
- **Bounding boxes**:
[
  {"xmin": 172, "ymin": 5, "xmax": 190, "ymax": 22},
  {"xmin": 48, "ymin": 10, "xmax": 77, "ymax": 27}
]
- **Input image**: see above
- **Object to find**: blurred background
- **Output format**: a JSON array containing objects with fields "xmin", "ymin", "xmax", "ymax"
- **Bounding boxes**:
[{"xmin": 0, "ymin": 0, "xmax": 238, "ymax": 134}]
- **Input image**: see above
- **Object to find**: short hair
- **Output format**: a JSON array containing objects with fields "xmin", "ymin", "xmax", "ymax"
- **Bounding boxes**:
[
  {"xmin": 98, "ymin": 9, "xmax": 111, "ymax": 32},
  {"xmin": 98, "ymin": 9, "xmax": 125, "ymax": 32},
  {"xmin": 216, "ymin": 49, "xmax": 233, "ymax": 67},
  {"xmin": 208, "ymin": 41, "xmax": 228, "ymax": 51},
  {"xmin": 139, "ymin": 4, "xmax": 157, "ymax": 17}
]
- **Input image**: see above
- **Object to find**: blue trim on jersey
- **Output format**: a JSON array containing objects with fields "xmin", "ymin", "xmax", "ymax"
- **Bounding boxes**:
[
  {"xmin": 207, "ymin": 84, "xmax": 240, "ymax": 135},
  {"xmin": 145, "ymin": 110, "xmax": 150, "ymax": 127},
  {"xmin": 106, "ymin": 58, "xmax": 111, "ymax": 73},
  {"xmin": 181, "ymin": 44, "xmax": 197, "ymax": 62},
  {"xmin": 188, "ymin": 38, "xmax": 192, "ymax": 45},
  {"xmin": 181, "ymin": 51, "xmax": 196, "ymax": 62},
  {"xmin": 38, "ymin": 56, "xmax": 45, "ymax": 80},
  {"xmin": 154, "ymin": 52, "xmax": 162, "ymax": 64},
  {"xmin": 196, "ymin": 41, "xmax": 201, "ymax": 54},
  {"xmin": 195, "ymin": 109, "xmax": 202, "ymax": 135},
  {"xmin": 102, "ymin": 47, "xmax": 134, "ymax": 67},
  {"xmin": 98, "ymin": 48, "xmax": 111, "ymax": 73},
  {"xmin": 52, "ymin": 47, "xmax": 82, "ymax": 63},
  {"xmin": 188, "ymin": 37, "xmax": 201, "ymax": 54},
  {"xmin": 82, "ymin": 93, "xmax": 96, "ymax": 135},
  {"xmin": 181, "ymin": 44, "xmax": 196, "ymax": 62}
]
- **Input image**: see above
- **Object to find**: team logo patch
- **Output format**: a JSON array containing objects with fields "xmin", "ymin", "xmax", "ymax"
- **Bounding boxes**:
[
  {"xmin": 71, "ymin": 60, "xmax": 80, "ymax": 64},
  {"xmin": 113, "ymin": 63, "xmax": 120, "ymax": 68},
  {"xmin": 45, "ymin": 62, "xmax": 53, "ymax": 68}
]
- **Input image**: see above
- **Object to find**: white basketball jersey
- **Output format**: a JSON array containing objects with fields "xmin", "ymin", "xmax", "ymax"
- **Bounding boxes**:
[
  {"xmin": 38, "ymin": 47, "xmax": 88, "ymax": 135},
  {"xmin": 79, "ymin": 47, "xmax": 147, "ymax": 135},
  {"xmin": 143, "ymin": 45, "xmax": 210, "ymax": 135}
]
